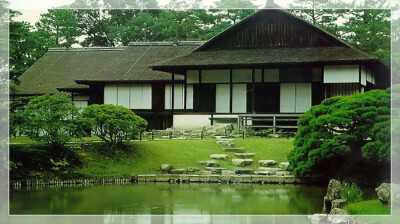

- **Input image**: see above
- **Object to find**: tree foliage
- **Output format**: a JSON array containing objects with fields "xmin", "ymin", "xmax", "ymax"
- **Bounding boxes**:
[
  {"xmin": 81, "ymin": 104, "xmax": 147, "ymax": 144},
  {"xmin": 288, "ymin": 89, "xmax": 390, "ymax": 181},
  {"xmin": 19, "ymin": 94, "xmax": 81, "ymax": 147}
]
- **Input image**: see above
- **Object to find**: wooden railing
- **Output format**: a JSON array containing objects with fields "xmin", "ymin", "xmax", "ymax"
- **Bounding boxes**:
[{"xmin": 238, "ymin": 114, "xmax": 302, "ymax": 134}]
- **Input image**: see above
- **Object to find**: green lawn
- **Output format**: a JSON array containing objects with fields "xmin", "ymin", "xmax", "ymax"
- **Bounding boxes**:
[
  {"xmin": 75, "ymin": 138, "xmax": 294, "ymax": 178},
  {"xmin": 10, "ymin": 136, "xmax": 102, "ymax": 144},
  {"xmin": 343, "ymin": 200, "xmax": 390, "ymax": 215}
]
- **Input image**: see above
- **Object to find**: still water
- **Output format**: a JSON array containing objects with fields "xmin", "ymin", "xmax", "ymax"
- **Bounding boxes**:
[{"xmin": 10, "ymin": 183, "xmax": 325, "ymax": 215}]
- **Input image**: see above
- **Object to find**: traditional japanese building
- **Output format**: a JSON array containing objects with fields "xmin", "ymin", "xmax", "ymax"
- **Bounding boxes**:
[{"xmin": 13, "ymin": 9, "xmax": 390, "ymax": 131}]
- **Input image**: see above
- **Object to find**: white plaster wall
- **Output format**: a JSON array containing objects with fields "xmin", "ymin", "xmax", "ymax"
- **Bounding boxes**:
[
  {"xmin": 361, "ymin": 66, "xmax": 367, "ymax": 86},
  {"xmin": 324, "ymin": 65, "xmax": 359, "ymax": 83},
  {"xmin": 232, "ymin": 84, "xmax": 247, "ymax": 113},
  {"xmin": 173, "ymin": 115, "xmax": 211, "ymax": 130},
  {"xmin": 216, "ymin": 84, "xmax": 230, "ymax": 113},
  {"xmin": 202, "ymin": 70, "xmax": 230, "ymax": 83},
  {"xmin": 280, "ymin": 83, "xmax": 296, "ymax": 113},
  {"xmin": 104, "ymin": 84, "xmax": 118, "ymax": 105},
  {"xmin": 186, "ymin": 84, "xmax": 193, "ymax": 109},
  {"xmin": 295, "ymin": 83, "xmax": 312, "ymax": 113}
]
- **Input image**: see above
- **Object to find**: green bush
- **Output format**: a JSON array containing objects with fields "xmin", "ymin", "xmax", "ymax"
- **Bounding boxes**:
[
  {"xmin": 81, "ymin": 104, "xmax": 147, "ymax": 144},
  {"xmin": 288, "ymin": 89, "xmax": 390, "ymax": 181},
  {"xmin": 18, "ymin": 94, "xmax": 82, "ymax": 147},
  {"xmin": 343, "ymin": 200, "xmax": 390, "ymax": 215},
  {"xmin": 341, "ymin": 183, "xmax": 363, "ymax": 203}
]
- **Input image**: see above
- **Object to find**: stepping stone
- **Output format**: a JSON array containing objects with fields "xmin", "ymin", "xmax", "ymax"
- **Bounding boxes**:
[
  {"xmin": 198, "ymin": 160, "xmax": 219, "ymax": 167},
  {"xmin": 254, "ymin": 171, "xmax": 270, "ymax": 175},
  {"xmin": 215, "ymin": 136, "xmax": 235, "ymax": 141},
  {"xmin": 234, "ymin": 169, "xmax": 254, "ymax": 174},
  {"xmin": 258, "ymin": 160, "xmax": 277, "ymax": 167},
  {"xmin": 279, "ymin": 162, "xmax": 290, "ymax": 171},
  {"xmin": 235, "ymin": 153, "xmax": 255, "ymax": 158},
  {"xmin": 206, "ymin": 167, "xmax": 227, "ymax": 174},
  {"xmin": 232, "ymin": 159, "xmax": 253, "ymax": 166},
  {"xmin": 216, "ymin": 140, "xmax": 232, "ymax": 145},
  {"xmin": 170, "ymin": 169, "xmax": 187, "ymax": 174},
  {"xmin": 210, "ymin": 154, "xmax": 229, "ymax": 160},
  {"xmin": 160, "ymin": 164, "xmax": 173, "ymax": 172},
  {"xmin": 224, "ymin": 148, "xmax": 245, "ymax": 153},
  {"xmin": 221, "ymin": 170, "xmax": 235, "ymax": 175},
  {"xmin": 275, "ymin": 171, "xmax": 292, "ymax": 176},
  {"xmin": 187, "ymin": 167, "xmax": 200, "ymax": 173}
]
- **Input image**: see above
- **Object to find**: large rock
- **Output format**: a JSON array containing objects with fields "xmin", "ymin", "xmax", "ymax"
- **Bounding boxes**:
[
  {"xmin": 234, "ymin": 169, "xmax": 254, "ymax": 174},
  {"xmin": 376, "ymin": 183, "xmax": 391, "ymax": 205},
  {"xmin": 331, "ymin": 199, "xmax": 347, "ymax": 209},
  {"xmin": 279, "ymin": 162, "xmax": 290, "ymax": 171},
  {"xmin": 210, "ymin": 154, "xmax": 229, "ymax": 160},
  {"xmin": 275, "ymin": 171, "xmax": 292, "ymax": 176},
  {"xmin": 198, "ymin": 160, "xmax": 219, "ymax": 167},
  {"xmin": 258, "ymin": 167, "xmax": 282, "ymax": 175},
  {"xmin": 308, "ymin": 214, "xmax": 328, "ymax": 224},
  {"xmin": 329, "ymin": 208, "xmax": 348, "ymax": 215},
  {"xmin": 258, "ymin": 160, "xmax": 277, "ymax": 167},
  {"xmin": 160, "ymin": 164, "xmax": 173, "ymax": 172},
  {"xmin": 235, "ymin": 153, "xmax": 255, "ymax": 158},
  {"xmin": 254, "ymin": 171, "xmax": 270, "ymax": 175},
  {"xmin": 232, "ymin": 159, "xmax": 253, "ymax": 166},
  {"xmin": 323, "ymin": 179, "xmax": 342, "ymax": 213}
]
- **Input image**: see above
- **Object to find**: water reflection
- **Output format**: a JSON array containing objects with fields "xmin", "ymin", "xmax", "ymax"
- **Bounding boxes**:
[{"xmin": 10, "ymin": 182, "xmax": 325, "ymax": 215}]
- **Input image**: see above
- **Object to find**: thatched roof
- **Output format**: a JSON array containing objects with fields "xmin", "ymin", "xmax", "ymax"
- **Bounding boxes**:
[
  {"xmin": 16, "ymin": 42, "xmax": 202, "ymax": 95},
  {"xmin": 152, "ymin": 47, "xmax": 378, "ymax": 71}
]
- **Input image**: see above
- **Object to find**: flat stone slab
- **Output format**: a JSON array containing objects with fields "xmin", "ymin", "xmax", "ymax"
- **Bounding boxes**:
[
  {"xmin": 253, "ymin": 171, "xmax": 270, "ymax": 175},
  {"xmin": 224, "ymin": 148, "xmax": 245, "ymax": 153},
  {"xmin": 235, "ymin": 153, "xmax": 255, "ymax": 158},
  {"xmin": 210, "ymin": 154, "xmax": 229, "ymax": 160},
  {"xmin": 258, "ymin": 160, "xmax": 277, "ymax": 167},
  {"xmin": 232, "ymin": 159, "xmax": 253, "ymax": 166},
  {"xmin": 216, "ymin": 140, "xmax": 233, "ymax": 145},
  {"xmin": 170, "ymin": 169, "xmax": 187, "ymax": 174},
  {"xmin": 234, "ymin": 169, "xmax": 254, "ymax": 174},
  {"xmin": 279, "ymin": 162, "xmax": 290, "ymax": 171},
  {"xmin": 198, "ymin": 160, "xmax": 219, "ymax": 167},
  {"xmin": 206, "ymin": 167, "xmax": 227, "ymax": 174}
]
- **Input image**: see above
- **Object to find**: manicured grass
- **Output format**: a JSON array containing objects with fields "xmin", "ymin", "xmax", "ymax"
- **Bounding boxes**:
[
  {"xmin": 75, "ymin": 138, "xmax": 293, "ymax": 178},
  {"xmin": 10, "ymin": 136, "xmax": 102, "ymax": 144},
  {"xmin": 343, "ymin": 200, "xmax": 390, "ymax": 215}
]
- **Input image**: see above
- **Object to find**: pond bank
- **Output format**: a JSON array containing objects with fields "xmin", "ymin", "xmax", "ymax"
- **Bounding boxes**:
[{"xmin": 10, "ymin": 174, "xmax": 313, "ymax": 188}]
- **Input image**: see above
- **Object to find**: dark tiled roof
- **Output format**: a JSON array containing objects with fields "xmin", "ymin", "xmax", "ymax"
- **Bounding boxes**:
[
  {"xmin": 152, "ymin": 47, "xmax": 378, "ymax": 69},
  {"xmin": 17, "ymin": 43, "xmax": 202, "ymax": 95}
]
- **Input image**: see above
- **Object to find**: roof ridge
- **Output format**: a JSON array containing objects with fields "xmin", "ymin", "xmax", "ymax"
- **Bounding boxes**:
[
  {"xmin": 48, "ymin": 47, "xmax": 125, "ymax": 52},
  {"xmin": 128, "ymin": 41, "xmax": 206, "ymax": 46}
]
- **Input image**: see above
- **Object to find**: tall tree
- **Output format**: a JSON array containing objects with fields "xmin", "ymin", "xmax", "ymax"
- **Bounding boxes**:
[
  {"xmin": 35, "ymin": 10, "xmax": 83, "ymax": 48},
  {"xmin": 9, "ymin": 10, "xmax": 38, "ymax": 85}
]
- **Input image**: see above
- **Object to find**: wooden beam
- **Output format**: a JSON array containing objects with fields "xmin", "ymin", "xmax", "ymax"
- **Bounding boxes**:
[
  {"xmin": 252, "ymin": 68, "xmax": 255, "ymax": 113},
  {"xmin": 172, "ymin": 73, "xmax": 175, "ymax": 112},
  {"xmin": 184, "ymin": 71, "xmax": 187, "ymax": 111},
  {"xmin": 230, "ymin": 69, "xmax": 233, "ymax": 113}
]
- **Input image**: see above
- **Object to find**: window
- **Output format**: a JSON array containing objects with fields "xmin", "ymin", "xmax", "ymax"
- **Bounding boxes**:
[{"xmin": 280, "ymin": 83, "xmax": 311, "ymax": 113}]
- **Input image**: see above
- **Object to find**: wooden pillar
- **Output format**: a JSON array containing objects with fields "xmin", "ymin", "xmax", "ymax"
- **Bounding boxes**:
[
  {"xmin": 172, "ymin": 73, "xmax": 175, "ymax": 112},
  {"xmin": 229, "ymin": 69, "xmax": 233, "ymax": 113},
  {"xmin": 358, "ymin": 64, "xmax": 362, "ymax": 93},
  {"xmin": 251, "ymin": 68, "xmax": 255, "ymax": 113},
  {"xmin": 184, "ymin": 71, "xmax": 187, "ymax": 111},
  {"xmin": 261, "ymin": 68, "xmax": 265, "ymax": 83}
]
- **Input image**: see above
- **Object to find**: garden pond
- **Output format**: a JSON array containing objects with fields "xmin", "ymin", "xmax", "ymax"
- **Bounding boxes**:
[{"xmin": 10, "ymin": 182, "xmax": 327, "ymax": 215}]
